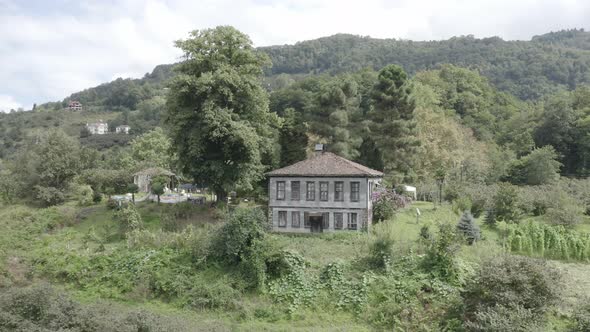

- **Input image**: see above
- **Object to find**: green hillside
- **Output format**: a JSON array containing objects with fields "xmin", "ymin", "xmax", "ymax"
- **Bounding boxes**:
[{"xmin": 3, "ymin": 26, "xmax": 590, "ymax": 332}]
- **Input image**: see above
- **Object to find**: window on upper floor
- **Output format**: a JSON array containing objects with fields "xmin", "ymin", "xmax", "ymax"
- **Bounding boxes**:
[
  {"xmin": 306, "ymin": 182, "xmax": 315, "ymax": 201},
  {"xmin": 350, "ymin": 182, "xmax": 360, "ymax": 202},
  {"xmin": 334, "ymin": 181, "xmax": 344, "ymax": 201},
  {"xmin": 276, "ymin": 181, "xmax": 286, "ymax": 200},
  {"xmin": 320, "ymin": 181, "xmax": 329, "ymax": 201},
  {"xmin": 291, "ymin": 181, "xmax": 300, "ymax": 200}
]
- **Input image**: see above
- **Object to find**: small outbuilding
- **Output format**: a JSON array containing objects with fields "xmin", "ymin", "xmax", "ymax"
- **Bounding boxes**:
[
  {"xmin": 133, "ymin": 167, "xmax": 176, "ymax": 193},
  {"xmin": 116, "ymin": 125, "xmax": 131, "ymax": 134}
]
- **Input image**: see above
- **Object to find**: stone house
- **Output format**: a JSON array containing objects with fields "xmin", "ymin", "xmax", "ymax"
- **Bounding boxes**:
[
  {"xmin": 266, "ymin": 146, "xmax": 383, "ymax": 233},
  {"xmin": 85, "ymin": 121, "xmax": 108, "ymax": 135},
  {"xmin": 116, "ymin": 125, "xmax": 131, "ymax": 134},
  {"xmin": 133, "ymin": 167, "xmax": 176, "ymax": 193}
]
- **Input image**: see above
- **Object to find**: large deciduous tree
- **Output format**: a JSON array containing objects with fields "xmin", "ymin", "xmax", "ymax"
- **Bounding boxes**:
[
  {"xmin": 166, "ymin": 26, "xmax": 276, "ymax": 201},
  {"xmin": 130, "ymin": 127, "xmax": 173, "ymax": 169},
  {"xmin": 370, "ymin": 65, "xmax": 420, "ymax": 184}
]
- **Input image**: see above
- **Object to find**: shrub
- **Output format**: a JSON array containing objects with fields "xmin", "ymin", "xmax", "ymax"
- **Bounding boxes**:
[
  {"xmin": 463, "ymin": 184, "xmax": 495, "ymax": 218},
  {"xmin": 267, "ymin": 250, "xmax": 317, "ymax": 314},
  {"xmin": 444, "ymin": 183, "xmax": 461, "ymax": 202},
  {"xmin": 0, "ymin": 284, "xmax": 194, "ymax": 331},
  {"xmin": 462, "ymin": 256, "xmax": 560, "ymax": 326},
  {"xmin": 106, "ymin": 197, "xmax": 119, "ymax": 210},
  {"xmin": 457, "ymin": 211, "xmax": 480, "ymax": 245},
  {"xmin": 452, "ymin": 196, "xmax": 472, "ymax": 215},
  {"xmin": 546, "ymin": 207, "xmax": 583, "ymax": 227},
  {"xmin": 372, "ymin": 190, "xmax": 411, "ymax": 222},
  {"xmin": 423, "ymin": 223, "xmax": 461, "ymax": 282},
  {"xmin": 34, "ymin": 185, "xmax": 65, "ymax": 206},
  {"xmin": 368, "ymin": 226, "xmax": 396, "ymax": 270},
  {"xmin": 182, "ymin": 275, "xmax": 241, "ymax": 310},
  {"xmin": 464, "ymin": 304, "xmax": 545, "ymax": 332},
  {"xmin": 571, "ymin": 302, "xmax": 590, "ymax": 332},
  {"xmin": 492, "ymin": 183, "xmax": 521, "ymax": 223},
  {"xmin": 115, "ymin": 204, "xmax": 143, "ymax": 234},
  {"xmin": 76, "ymin": 184, "xmax": 94, "ymax": 206},
  {"xmin": 92, "ymin": 190, "xmax": 102, "ymax": 203},
  {"xmin": 419, "ymin": 225, "xmax": 432, "ymax": 241},
  {"xmin": 211, "ymin": 208, "xmax": 269, "ymax": 289}
]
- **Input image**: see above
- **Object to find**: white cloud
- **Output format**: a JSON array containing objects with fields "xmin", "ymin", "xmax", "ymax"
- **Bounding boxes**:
[
  {"xmin": 1, "ymin": 0, "xmax": 590, "ymax": 109},
  {"xmin": 0, "ymin": 95, "xmax": 22, "ymax": 112}
]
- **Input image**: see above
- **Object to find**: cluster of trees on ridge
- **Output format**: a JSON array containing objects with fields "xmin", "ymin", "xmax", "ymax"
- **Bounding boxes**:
[{"xmin": 1, "ymin": 26, "xmax": 590, "ymax": 205}]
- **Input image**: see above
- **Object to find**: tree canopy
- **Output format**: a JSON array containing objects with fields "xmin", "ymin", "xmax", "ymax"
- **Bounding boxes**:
[{"xmin": 166, "ymin": 26, "xmax": 277, "ymax": 200}]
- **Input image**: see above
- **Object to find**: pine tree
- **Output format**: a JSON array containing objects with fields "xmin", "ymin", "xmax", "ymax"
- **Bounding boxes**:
[
  {"xmin": 279, "ymin": 108, "xmax": 308, "ymax": 167},
  {"xmin": 357, "ymin": 136, "xmax": 384, "ymax": 170},
  {"xmin": 370, "ymin": 65, "xmax": 419, "ymax": 183},
  {"xmin": 457, "ymin": 211, "xmax": 481, "ymax": 245},
  {"xmin": 484, "ymin": 208, "xmax": 496, "ymax": 226}
]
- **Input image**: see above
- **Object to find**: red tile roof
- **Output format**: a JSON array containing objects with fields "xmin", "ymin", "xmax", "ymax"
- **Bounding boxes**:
[{"xmin": 267, "ymin": 152, "xmax": 383, "ymax": 177}]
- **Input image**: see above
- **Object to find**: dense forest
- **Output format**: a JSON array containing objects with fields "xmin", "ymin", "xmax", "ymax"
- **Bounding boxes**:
[{"xmin": 2, "ymin": 27, "xmax": 590, "ymax": 331}]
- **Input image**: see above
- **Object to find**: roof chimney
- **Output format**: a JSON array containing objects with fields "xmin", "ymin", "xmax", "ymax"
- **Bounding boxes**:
[{"xmin": 314, "ymin": 144, "xmax": 325, "ymax": 154}]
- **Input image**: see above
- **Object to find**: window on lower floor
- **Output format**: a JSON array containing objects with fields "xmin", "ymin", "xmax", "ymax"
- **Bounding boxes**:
[
  {"xmin": 291, "ymin": 211, "xmax": 300, "ymax": 228},
  {"xmin": 322, "ymin": 212, "xmax": 330, "ymax": 229},
  {"xmin": 278, "ymin": 211, "xmax": 287, "ymax": 227},
  {"xmin": 304, "ymin": 212, "xmax": 311, "ymax": 228},
  {"xmin": 334, "ymin": 212, "xmax": 343, "ymax": 229},
  {"xmin": 348, "ymin": 213, "xmax": 358, "ymax": 230}
]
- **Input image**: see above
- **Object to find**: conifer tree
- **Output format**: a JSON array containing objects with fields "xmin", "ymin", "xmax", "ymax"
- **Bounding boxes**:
[
  {"xmin": 279, "ymin": 108, "xmax": 308, "ymax": 167},
  {"xmin": 370, "ymin": 65, "xmax": 419, "ymax": 183},
  {"xmin": 457, "ymin": 211, "xmax": 481, "ymax": 245}
]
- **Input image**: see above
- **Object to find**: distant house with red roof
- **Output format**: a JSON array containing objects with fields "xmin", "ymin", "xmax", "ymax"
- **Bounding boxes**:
[{"xmin": 68, "ymin": 101, "xmax": 82, "ymax": 111}]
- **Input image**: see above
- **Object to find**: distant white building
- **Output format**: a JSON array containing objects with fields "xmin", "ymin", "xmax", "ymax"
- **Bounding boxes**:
[
  {"xmin": 86, "ymin": 121, "xmax": 108, "ymax": 135},
  {"xmin": 116, "ymin": 125, "xmax": 131, "ymax": 134}
]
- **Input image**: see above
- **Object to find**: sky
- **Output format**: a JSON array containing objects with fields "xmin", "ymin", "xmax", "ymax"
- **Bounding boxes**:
[{"xmin": 1, "ymin": 0, "xmax": 590, "ymax": 112}]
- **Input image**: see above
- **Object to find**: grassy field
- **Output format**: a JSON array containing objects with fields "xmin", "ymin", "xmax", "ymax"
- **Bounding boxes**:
[{"xmin": 2, "ymin": 200, "xmax": 590, "ymax": 330}]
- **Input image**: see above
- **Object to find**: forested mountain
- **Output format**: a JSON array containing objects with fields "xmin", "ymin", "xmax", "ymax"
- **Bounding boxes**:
[
  {"xmin": 262, "ymin": 29, "xmax": 590, "ymax": 100},
  {"xmin": 4, "ymin": 29, "xmax": 590, "ymax": 179},
  {"xmin": 35, "ymin": 28, "xmax": 590, "ymax": 110}
]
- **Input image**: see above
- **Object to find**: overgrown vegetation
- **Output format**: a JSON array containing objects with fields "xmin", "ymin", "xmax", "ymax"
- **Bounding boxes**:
[{"xmin": 3, "ymin": 25, "xmax": 590, "ymax": 331}]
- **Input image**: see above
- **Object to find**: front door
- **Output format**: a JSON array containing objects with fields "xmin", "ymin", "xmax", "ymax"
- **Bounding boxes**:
[{"xmin": 309, "ymin": 216, "xmax": 323, "ymax": 233}]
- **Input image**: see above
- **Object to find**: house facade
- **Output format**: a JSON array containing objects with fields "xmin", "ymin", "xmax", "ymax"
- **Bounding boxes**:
[
  {"xmin": 68, "ymin": 101, "xmax": 82, "ymax": 111},
  {"xmin": 267, "ymin": 147, "xmax": 383, "ymax": 233},
  {"xmin": 116, "ymin": 125, "xmax": 131, "ymax": 134},
  {"xmin": 86, "ymin": 121, "xmax": 108, "ymax": 135}
]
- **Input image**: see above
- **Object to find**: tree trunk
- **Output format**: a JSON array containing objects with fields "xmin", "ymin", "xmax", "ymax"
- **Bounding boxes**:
[
  {"xmin": 157, "ymin": 194, "xmax": 160, "ymax": 204},
  {"xmin": 132, "ymin": 193, "xmax": 135, "ymax": 204},
  {"xmin": 216, "ymin": 189, "xmax": 227, "ymax": 203}
]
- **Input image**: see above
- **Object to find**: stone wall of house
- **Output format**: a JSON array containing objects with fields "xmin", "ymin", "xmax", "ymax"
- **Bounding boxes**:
[
  {"xmin": 269, "ymin": 176, "xmax": 372, "ymax": 209},
  {"xmin": 270, "ymin": 206, "xmax": 368, "ymax": 233},
  {"xmin": 268, "ymin": 176, "xmax": 380, "ymax": 232}
]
